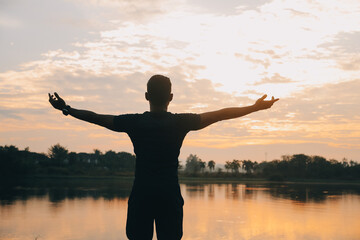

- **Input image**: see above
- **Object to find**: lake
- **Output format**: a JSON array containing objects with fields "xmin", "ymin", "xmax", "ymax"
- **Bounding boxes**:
[{"xmin": 0, "ymin": 178, "xmax": 359, "ymax": 240}]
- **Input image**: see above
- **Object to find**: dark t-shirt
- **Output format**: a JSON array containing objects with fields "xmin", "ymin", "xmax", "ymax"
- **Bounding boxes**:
[{"xmin": 113, "ymin": 111, "xmax": 201, "ymax": 186}]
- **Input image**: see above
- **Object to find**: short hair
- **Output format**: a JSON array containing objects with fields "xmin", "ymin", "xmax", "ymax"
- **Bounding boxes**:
[{"xmin": 147, "ymin": 75, "xmax": 172, "ymax": 106}]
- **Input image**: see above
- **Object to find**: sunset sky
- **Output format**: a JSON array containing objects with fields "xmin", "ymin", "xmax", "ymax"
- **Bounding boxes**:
[{"xmin": 1, "ymin": 0, "xmax": 359, "ymax": 163}]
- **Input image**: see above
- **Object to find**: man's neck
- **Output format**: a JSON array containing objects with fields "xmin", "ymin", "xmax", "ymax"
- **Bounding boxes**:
[{"xmin": 149, "ymin": 104, "xmax": 168, "ymax": 112}]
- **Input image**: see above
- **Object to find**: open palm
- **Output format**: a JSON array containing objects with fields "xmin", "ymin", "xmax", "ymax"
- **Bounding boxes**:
[{"xmin": 254, "ymin": 94, "xmax": 279, "ymax": 110}]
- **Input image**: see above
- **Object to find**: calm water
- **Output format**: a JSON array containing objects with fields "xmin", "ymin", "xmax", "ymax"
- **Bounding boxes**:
[{"xmin": 0, "ymin": 178, "xmax": 360, "ymax": 240}]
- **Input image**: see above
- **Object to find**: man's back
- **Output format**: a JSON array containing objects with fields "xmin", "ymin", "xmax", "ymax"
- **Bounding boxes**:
[{"xmin": 113, "ymin": 111, "xmax": 201, "ymax": 185}]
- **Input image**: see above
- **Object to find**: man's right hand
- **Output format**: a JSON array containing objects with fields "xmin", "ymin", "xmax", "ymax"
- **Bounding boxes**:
[
  {"xmin": 48, "ymin": 92, "xmax": 66, "ymax": 110},
  {"xmin": 253, "ymin": 94, "xmax": 279, "ymax": 110}
]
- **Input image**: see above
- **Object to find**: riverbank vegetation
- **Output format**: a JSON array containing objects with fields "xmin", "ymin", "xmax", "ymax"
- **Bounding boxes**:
[
  {"xmin": 1, "ymin": 144, "xmax": 359, "ymax": 181},
  {"xmin": 0, "ymin": 144, "xmax": 135, "ymax": 177}
]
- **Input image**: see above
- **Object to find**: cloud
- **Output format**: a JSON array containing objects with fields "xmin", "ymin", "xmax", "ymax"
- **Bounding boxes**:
[
  {"xmin": 3, "ymin": 0, "xmax": 360, "ymax": 93},
  {"xmin": 284, "ymin": 8, "xmax": 314, "ymax": 18},
  {"xmin": 190, "ymin": 0, "xmax": 269, "ymax": 14},
  {"xmin": 0, "ymin": 108, "xmax": 22, "ymax": 120},
  {"xmin": 253, "ymin": 73, "xmax": 295, "ymax": 85},
  {"xmin": 319, "ymin": 31, "xmax": 360, "ymax": 71},
  {"xmin": 74, "ymin": 0, "xmax": 183, "ymax": 23},
  {"xmin": 323, "ymin": 31, "xmax": 360, "ymax": 54},
  {"xmin": 235, "ymin": 53, "xmax": 271, "ymax": 69},
  {"xmin": 292, "ymin": 79, "xmax": 360, "ymax": 120},
  {"xmin": 266, "ymin": 79, "xmax": 360, "ymax": 145}
]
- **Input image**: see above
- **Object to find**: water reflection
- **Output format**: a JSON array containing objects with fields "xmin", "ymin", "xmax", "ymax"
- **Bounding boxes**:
[
  {"xmin": 2, "ymin": 179, "xmax": 360, "ymax": 205},
  {"xmin": 184, "ymin": 183, "xmax": 205, "ymax": 198},
  {"xmin": 0, "ymin": 178, "xmax": 133, "ymax": 206},
  {"xmin": 182, "ymin": 182, "xmax": 360, "ymax": 203},
  {"xmin": 265, "ymin": 183, "xmax": 360, "ymax": 203},
  {"xmin": 180, "ymin": 183, "xmax": 360, "ymax": 240},
  {"xmin": 1, "ymin": 179, "xmax": 360, "ymax": 240}
]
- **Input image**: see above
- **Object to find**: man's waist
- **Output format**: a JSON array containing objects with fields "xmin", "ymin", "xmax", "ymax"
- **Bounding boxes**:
[{"xmin": 134, "ymin": 172, "xmax": 179, "ymax": 186}]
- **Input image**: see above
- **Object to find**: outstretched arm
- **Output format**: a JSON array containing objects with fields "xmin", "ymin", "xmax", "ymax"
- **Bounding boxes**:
[
  {"xmin": 199, "ymin": 95, "xmax": 279, "ymax": 129},
  {"xmin": 48, "ymin": 92, "xmax": 116, "ymax": 131}
]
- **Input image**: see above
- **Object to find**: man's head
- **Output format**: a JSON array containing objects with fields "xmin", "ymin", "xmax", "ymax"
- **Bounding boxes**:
[{"xmin": 146, "ymin": 75, "xmax": 173, "ymax": 107}]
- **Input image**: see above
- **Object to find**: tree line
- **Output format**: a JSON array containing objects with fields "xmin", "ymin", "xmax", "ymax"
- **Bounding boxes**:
[
  {"xmin": 183, "ymin": 153, "xmax": 360, "ymax": 180},
  {"xmin": 1, "ymin": 144, "xmax": 359, "ymax": 180},
  {"xmin": 0, "ymin": 144, "xmax": 135, "ymax": 176}
]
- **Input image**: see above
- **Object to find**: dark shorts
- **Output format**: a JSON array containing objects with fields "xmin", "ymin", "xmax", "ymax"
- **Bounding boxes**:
[{"xmin": 126, "ymin": 184, "xmax": 184, "ymax": 240}]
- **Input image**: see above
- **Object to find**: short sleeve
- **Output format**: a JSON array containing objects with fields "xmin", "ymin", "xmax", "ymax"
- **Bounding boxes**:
[
  {"xmin": 113, "ymin": 114, "xmax": 137, "ymax": 132},
  {"xmin": 177, "ymin": 113, "xmax": 201, "ymax": 131}
]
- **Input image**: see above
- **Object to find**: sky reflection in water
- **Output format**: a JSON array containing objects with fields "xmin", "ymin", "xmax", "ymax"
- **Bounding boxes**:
[{"xmin": 0, "ymin": 180, "xmax": 359, "ymax": 240}]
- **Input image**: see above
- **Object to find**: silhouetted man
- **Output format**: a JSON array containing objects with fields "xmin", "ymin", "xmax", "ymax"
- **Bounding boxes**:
[{"xmin": 48, "ymin": 74, "xmax": 279, "ymax": 240}]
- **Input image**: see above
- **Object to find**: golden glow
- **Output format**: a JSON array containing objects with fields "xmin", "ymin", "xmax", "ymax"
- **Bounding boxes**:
[
  {"xmin": 1, "ymin": 184, "xmax": 360, "ymax": 240},
  {"xmin": 0, "ymin": 197, "xmax": 128, "ymax": 240},
  {"xmin": 182, "ymin": 184, "xmax": 360, "ymax": 240}
]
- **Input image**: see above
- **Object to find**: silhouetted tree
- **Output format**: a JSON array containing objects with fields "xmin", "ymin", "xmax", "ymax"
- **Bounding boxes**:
[
  {"xmin": 307, "ymin": 155, "xmax": 329, "ymax": 178},
  {"xmin": 48, "ymin": 144, "xmax": 69, "ymax": 166},
  {"xmin": 242, "ymin": 160, "xmax": 254, "ymax": 175},
  {"xmin": 104, "ymin": 150, "xmax": 118, "ymax": 169},
  {"xmin": 231, "ymin": 159, "xmax": 241, "ymax": 173},
  {"xmin": 117, "ymin": 151, "xmax": 136, "ymax": 170},
  {"xmin": 185, "ymin": 154, "xmax": 203, "ymax": 174},
  {"xmin": 0, "ymin": 145, "xmax": 20, "ymax": 175},
  {"xmin": 225, "ymin": 161, "xmax": 232, "ymax": 173},
  {"xmin": 208, "ymin": 160, "xmax": 215, "ymax": 172},
  {"xmin": 289, "ymin": 154, "xmax": 309, "ymax": 178},
  {"xmin": 199, "ymin": 160, "xmax": 206, "ymax": 173}
]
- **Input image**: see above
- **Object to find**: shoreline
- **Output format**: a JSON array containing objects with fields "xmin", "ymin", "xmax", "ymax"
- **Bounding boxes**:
[{"xmin": 3, "ymin": 175, "xmax": 360, "ymax": 186}]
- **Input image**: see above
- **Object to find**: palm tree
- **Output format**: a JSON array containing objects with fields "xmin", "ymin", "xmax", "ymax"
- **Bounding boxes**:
[
  {"xmin": 208, "ymin": 160, "xmax": 216, "ymax": 172},
  {"xmin": 231, "ymin": 159, "xmax": 241, "ymax": 173},
  {"xmin": 241, "ymin": 160, "xmax": 254, "ymax": 174},
  {"xmin": 225, "ymin": 161, "xmax": 232, "ymax": 173},
  {"xmin": 199, "ymin": 160, "xmax": 206, "ymax": 173}
]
